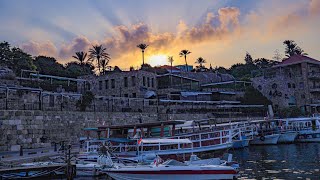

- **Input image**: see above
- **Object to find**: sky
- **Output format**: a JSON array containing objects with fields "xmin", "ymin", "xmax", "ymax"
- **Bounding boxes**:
[{"xmin": 0, "ymin": 0, "xmax": 319, "ymax": 69}]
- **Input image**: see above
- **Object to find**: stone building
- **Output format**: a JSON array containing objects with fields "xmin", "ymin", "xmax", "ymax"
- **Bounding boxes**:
[
  {"xmin": 251, "ymin": 55, "xmax": 320, "ymax": 113},
  {"xmin": 79, "ymin": 70, "xmax": 157, "ymax": 98}
]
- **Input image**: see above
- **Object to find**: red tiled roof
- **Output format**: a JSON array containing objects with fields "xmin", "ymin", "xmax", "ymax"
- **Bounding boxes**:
[
  {"xmin": 159, "ymin": 65, "xmax": 181, "ymax": 71},
  {"xmin": 274, "ymin": 55, "xmax": 320, "ymax": 67}
]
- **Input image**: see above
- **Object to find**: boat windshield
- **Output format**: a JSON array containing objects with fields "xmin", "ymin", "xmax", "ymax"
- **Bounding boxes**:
[{"xmin": 162, "ymin": 159, "xmax": 187, "ymax": 166}]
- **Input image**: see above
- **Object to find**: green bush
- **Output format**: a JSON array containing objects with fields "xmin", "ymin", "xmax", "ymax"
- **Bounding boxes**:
[{"xmin": 76, "ymin": 91, "xmax": 95, "ymax": 111}]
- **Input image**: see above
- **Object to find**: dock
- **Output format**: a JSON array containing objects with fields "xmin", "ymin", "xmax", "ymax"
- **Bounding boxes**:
[{"xmin": 0, "ymin": 163, "xmax": 76, "ymax": 179}]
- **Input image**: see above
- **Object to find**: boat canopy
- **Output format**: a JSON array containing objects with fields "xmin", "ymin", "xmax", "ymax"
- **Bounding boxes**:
[
  {"xmin": 140, "ymin": 138, "xmax": 192, "ymax": 144},
  {"xmin": 80, "ymin": 137, "xmax": 135, "ymax": 143}
]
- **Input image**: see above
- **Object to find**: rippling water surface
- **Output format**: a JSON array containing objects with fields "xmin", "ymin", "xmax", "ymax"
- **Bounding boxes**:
[{"xmin": 230, "ymin": 143, "xmax": 320, "ymax": 179}]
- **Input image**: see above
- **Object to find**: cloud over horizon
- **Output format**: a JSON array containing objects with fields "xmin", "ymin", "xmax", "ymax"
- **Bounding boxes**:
[{"xmin": 15, "ymin": 0, "xmax": 320, "ymax": 68}]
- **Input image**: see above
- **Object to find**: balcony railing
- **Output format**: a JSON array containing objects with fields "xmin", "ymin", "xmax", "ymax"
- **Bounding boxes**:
[
  {"xmin": 308, "ymin": 72, "xmax": 320, "ymax": 79},
  {"xmin": 310, "ymin": 86, "xmax": 320, "ymax": 92}
]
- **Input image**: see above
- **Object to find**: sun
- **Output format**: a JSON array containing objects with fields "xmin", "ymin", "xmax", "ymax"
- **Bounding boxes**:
[{"xmin": 147, "ymin": 54, "xmax": 168, "ymax": 66}]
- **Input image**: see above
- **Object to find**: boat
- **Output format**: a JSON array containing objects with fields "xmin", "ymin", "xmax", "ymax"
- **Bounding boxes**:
[
  {"xmin": 279, "ymin": 117, "xmax": 320, "ymax": 142},
  {"xmin": 247, "ymin": 120, "xmax": 281, "ymax": 145},
  {"xmin": 79, "ymin": 120, "xmax": 233, "ymax": 162},
  {"xmin": 250, "ymin": 134, "xmax": 280, "ymax": 145},
  {"xmin": 75, "ymin": 162, "xmax": 102, "ymax": 177},
  {"xmin": 277, "ymin": 132, "xmax": 298, "ymax": 143},
  {"xmin": 100, "ymin": 153, "xmax": 238, "ymax": 180}
]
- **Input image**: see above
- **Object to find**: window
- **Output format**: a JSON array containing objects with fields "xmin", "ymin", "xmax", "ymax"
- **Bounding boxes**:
[
  {"xmin": 111, "ymin": 79, "xmax": 115, "ymax": 88},
  {"xmin": 292, "ymin": 83, "xmax": 296, "ymax": 88},
  {"xmin": 132, "ymin": 93, "xmax": 137, "ymax": 98},
  {"xmin": 131, "ymin": 76, "xmax": 136, "ymax": 86},
  {"xmin": 147, "ymin": 77, "xmax": 150, "ymax": 87},
  {"xmin": 143, "ymin": 76, "xmax": 146, "ymax": 86},
  {"xmin": 124, "ymin": 94, "xmax": 128, "ymax": 97},
  {"xmin": 105, "ymin": 80, "xmax": 109, "ymax": 89},
  {"xmin": 49, "ymin": 95, "xmax": 54, "ymax": 107},
  {"xmin": 124, "ymin": 77, "xmax": 128, "ymax": 87},
  {"xmin": 288, "ymin": 83, "xmax": 291, "ymax": 88},
  {"xmin": 99, "ymin": 81, "xmax": 103, "ymax": 90},
  {"xmin": 151, "ymin": 78, "xmax": 154, "ymax": 88},
  {"xmin": 301, "ymin": 94, "xmax": 305, "ymax": 99},
  {"xmin": 258, "ymin": 85, "xmax": 262, "ymax": 90},
  {"xmin": 299, "ymin": 82, "xmax": 304, "ymax": 89}
]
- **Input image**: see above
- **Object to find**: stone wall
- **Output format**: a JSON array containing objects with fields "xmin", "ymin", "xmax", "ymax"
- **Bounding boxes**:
[
  {"xmin": 0, "ymin": 110, "xmax": 157, "ymax": 151},
  {"xmin": 0, "ymin": 110, "xmax": 264, "ymax": 151}
]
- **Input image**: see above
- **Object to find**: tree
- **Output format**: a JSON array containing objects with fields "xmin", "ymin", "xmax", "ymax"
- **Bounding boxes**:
[
  {"xmin": 76, "ymin": 91, "xmax": 95, "ymax": 111},
  {"xmin": 34, "ymin": 56, "xmax": 67, "ymax": 77},
  {"xmin": 179, "ymin": 49, "xmax": 191, "ymax": 72},
  {"xmin": 137, "ymin": 43, "xmax": 149, "ymax": 65},
  {"xmin": 88, "ymin": 45, "xmax": 110, "ymax": 74},
  {"xmin": 244, "ymin": 52, "xmax": 253, "ymax": 64},
  {"xmin": 215, "ymin": 66, "xmax": 228, "ymax": 74},
  {"xmin": 72, "ymin": 51, "xmax": 87, "ymax": 69},
  {"xmin": 283, "ymin": 40, "xmax": 308, "ymax": 57},
  {"xmin": 65, "ymin": 61, "xmax": 94, "ymax": 78},
  {"xmin": 195, "ymin": 57, "xmax": 206, "ymax": 68},
  {"xmin": 0, "ymin": 42, "xmax": 35, "ymax": 75},
  {"xmin": 273, "ymin": 49, "xmax": 283, "ymax": 61},
  {"xmin": 168, "ymin": 56, "xmax": 174, "ymax": 74},
  {"xmin": 99, "ymin": 58, "xmax": 110, "ymax": 75},
  {"xmin": 10, "ymin": 47, "xmax": 35, "ymax": 75},
  {"xmin": 254, "ymin": 58, "xmax": 279, "ymax": 69},
  {"xmin": 0, "ymin": 41, "xmax": 13, "ymax": 67}
]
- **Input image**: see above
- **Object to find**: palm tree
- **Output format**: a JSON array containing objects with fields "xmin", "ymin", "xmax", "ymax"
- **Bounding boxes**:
[
  {"xmin": 195, "ymin": 57, "xmax": 206, "ymax": 68},
  {"xmin": 72, "ymin": 51, "xmax": 87, "ymax": 70},
  {"xmin": 99, "ymin": 58, "xmax": 110, "ymax": 75},
  {"xmin": 137, "ymin": 43, "xmax": 149, "ymax": 65},
  {"xmin": 168, "ymin": 56, "xmax": 174, "ymax": 74},
  {"xmin": 283, "ymin": 40, "xmax": 308, "ymax": 57},
  {"xmin": 88, "ymin": 45, "xmax": 110, "ymax": 74},
  {"xmin": 179, "ymin": 49, "xmax": 191, "ymax": 72}
]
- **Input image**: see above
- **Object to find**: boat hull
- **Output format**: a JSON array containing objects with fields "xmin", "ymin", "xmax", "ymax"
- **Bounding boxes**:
[
  {"xmin": 107, "ymin": 173, "xmax": 236, "ymax": 180},
  {"xmin": 250, "ymin": 134, "xmax": 280, "ymax": 145},
  {"xmin": 76, "ymin": 163, "xmax": 102, "ymax": 177},
  {"xmin": 105, "ymin": 169, "xmax": 237, "ymax": 180},
  {"xmin": 296, "ymin": 132, "xmax": 320, "ymax": 142},
  {"xmin": 242, "ymin": 139, "xmax": 250, "ymax": 147},
  {"xmin": 232, "ymin": 139, "xmax": 250, "ymax": 148},
  {"xmin": 278, "ymin": 132, "xmax": 298, "ymax": 143}
]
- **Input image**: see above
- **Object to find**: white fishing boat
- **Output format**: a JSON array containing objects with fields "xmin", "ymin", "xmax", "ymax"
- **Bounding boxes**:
[
  {"xmin": 247, "ymin": 120, "xmax": 282, "ymax": 145},
  {"xmin": 280, "ymin": 117, "xmax": 320, "ymax": 142},
  {"xmin": 250, "ymin": 134, "xmax": 280, "ymax": 145},
  {"xmin": 277, "ymin": 132, "xmax": 298, "ymax": 143},
  {"xmin": 80, "ymin": 120, "xmax": 233, "ymax": 162},
  {"xmin": 100, "ymin": 154, "xmax": 238, "ymax": 180}
]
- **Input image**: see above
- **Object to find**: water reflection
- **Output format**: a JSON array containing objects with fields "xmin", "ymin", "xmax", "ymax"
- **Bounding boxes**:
[{"xmin": 230, "ymin": 143, "xmax": 320, "ymax": 179}]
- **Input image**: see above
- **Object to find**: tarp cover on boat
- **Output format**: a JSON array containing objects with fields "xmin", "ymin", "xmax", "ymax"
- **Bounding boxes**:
[
  {"xmin": 107, "ymin": 138, "xmax": 135, "ymax": 143},
  {"xmin": 144, "ymin": 90, "xmax": 156, "ymax": 98},
  {"xmin": 175, "ymin": 120, "xmax": 195, "ymax": 128},
  {"xmin": 140, "ymin": 138, "xmax": 192, "ymax": 144}
]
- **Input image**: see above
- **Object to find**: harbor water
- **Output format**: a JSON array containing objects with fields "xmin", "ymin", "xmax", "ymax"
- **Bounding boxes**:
[
  {"xmin": 79, "ymin": 143, "xmax": 320, "ymax": 180},
  {"xmin": 230, "ymin": 143, "xmax": 320, "ymax": 179}
]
